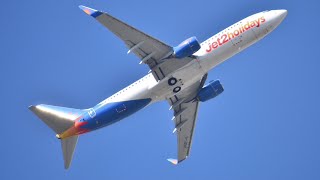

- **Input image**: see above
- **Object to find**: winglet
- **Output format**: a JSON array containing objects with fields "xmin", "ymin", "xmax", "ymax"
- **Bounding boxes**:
[
  {"xmin": 79, "ymin": 5, "xmax": 103, "ymax": 18},
  {"xmin": 167, "ymin": 158, "xmax": 178, "ymax": 165}
]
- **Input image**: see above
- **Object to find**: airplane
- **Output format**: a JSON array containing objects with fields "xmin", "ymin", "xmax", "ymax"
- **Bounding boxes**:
[{"xmin": 29, "ymin": 5, "xmax": 287, "ymax": 169}]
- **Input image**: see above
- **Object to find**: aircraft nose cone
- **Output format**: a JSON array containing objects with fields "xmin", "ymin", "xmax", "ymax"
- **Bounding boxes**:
[{"xmin": 276, "ymin": 9, "xmax": 288, "ymax": 22}]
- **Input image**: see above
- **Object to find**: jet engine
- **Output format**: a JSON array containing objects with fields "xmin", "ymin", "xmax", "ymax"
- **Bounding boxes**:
[
  {"xmin": 197, "ymin": 80, "xmax": 224, "ymax": 102},
  {"xmin": 173, "ymin": 36, "xmax": 201, "ymax": 59}
]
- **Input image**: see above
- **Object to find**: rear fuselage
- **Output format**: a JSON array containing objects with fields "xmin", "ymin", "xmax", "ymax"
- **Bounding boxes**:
[{"xmin": 58, "ymin": 10, "xmax": 287, "ymax": 139}]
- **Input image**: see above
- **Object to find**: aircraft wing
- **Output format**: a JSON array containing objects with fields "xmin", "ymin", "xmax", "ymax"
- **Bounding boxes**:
[
  {"xmin": 167, "ymin": 74, "xmax": 207, "ymax": 164},
  {"xmin": 79, "ymin": 5, "xmax": 193, "ymax": 81}
]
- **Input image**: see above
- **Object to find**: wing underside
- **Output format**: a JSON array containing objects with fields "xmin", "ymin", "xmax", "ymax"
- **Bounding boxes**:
[
  {"xmin": 79, "ymin": 5, "xmax": 194, "ymax": 81},
  {"xmin": 168, "ymin": 74, "xmax": 207, "ymax": 163}
]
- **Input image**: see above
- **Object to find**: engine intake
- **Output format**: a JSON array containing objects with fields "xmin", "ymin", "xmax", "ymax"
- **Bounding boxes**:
[
  {"xmin": 197, "ymin": 80, "xmax": 224, "ymax": 102},
  {"xmin": 173, "ymin": 36, "xmax": 201, "ymax": 59}
]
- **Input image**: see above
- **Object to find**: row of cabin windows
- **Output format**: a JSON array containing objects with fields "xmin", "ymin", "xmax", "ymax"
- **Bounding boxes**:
[
  {"xmin": 201, "ymin": 21, "xmax": 243, "ymax": 46},
  {"xmin": 107, "ymin": 74, "xmax": 150, "ymax": 100}
]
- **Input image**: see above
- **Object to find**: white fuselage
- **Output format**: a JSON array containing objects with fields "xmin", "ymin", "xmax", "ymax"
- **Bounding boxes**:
[{"xmin": 97, "ymin": 10, "xmax": 287, "ymax": 108}]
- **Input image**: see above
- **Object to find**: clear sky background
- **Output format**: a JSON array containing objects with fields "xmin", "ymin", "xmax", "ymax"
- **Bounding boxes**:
[{"xmin": 1, "ymin": 0, "xmax": 319, "ymax": 179}]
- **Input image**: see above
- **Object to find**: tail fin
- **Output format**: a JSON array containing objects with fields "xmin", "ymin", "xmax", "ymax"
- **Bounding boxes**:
[{"xmin": 29, "ymin": 104, "xmax": 84, "ymax": 169}]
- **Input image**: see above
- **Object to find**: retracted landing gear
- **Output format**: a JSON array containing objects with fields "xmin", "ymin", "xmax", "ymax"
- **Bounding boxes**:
[
  {"xmin": 173, "ymin": 86, "xmax": 181, "ymax": 93},
  {"xmin": 168, "ymin": 77, "xmax": 177, "ymax": 86}
]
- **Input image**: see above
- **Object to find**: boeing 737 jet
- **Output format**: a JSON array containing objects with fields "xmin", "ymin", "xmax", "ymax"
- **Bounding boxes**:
[{"xmin": 29, "ymin": 5, "xmax": 287, "ymax": 169}]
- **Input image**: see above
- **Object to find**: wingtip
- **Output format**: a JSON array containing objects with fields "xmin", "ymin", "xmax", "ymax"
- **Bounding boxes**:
[
  {"xmin": 167, "ymin": 158, "xmax": 178, "ymax": 165},
  {"xmin": 28, "ymin": 105, "xmax": 36, "ymax": 111},
  {"xmin": 29, "ymin": 104, "xmax": 44, "ymax": 111},
  {"xmin": 64, "ymin": 164, "xmax": 70, "ymax": 170},
  {"xmin": 79, "ymin": 5, "xmax": 103, "ymax": 18}
]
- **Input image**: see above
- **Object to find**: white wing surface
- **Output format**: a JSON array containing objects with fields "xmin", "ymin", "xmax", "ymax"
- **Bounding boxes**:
[
  {"xmin": 167, "ymin": 74, "xmax": 207, "ymax": 163},
  {"xmin": 79, "ymin": 5, "xmax": 193, "ymax": 80}
]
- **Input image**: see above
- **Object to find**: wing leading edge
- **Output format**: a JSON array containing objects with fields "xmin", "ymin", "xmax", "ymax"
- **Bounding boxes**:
[{"xmin": 79, "ymin": 5, "xmax": 194, "ymax": 81}]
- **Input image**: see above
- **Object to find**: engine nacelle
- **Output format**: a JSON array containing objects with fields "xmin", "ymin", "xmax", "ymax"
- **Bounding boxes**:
[
  {"xmin": 173, "ymin": 36, "xmax": 201, "ymax": 59},
  {"xmin": 197, "ymin": 80, "xmax": 224, "ymax": 102}
]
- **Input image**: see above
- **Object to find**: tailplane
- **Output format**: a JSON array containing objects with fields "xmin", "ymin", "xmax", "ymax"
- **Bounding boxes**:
[
  {"xmin": 29, "ymin": 104, "xmax": 85, "ymax": 169},
  {"xmin": 61, "ymin": 135, "xmax": 79, "ymax": 169}
]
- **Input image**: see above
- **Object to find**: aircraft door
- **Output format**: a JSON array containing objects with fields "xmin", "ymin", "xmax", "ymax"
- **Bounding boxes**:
[
  {"xmin": 230, "ymin": 21, "xmax": 256, "ymax": 51},
  {"xmin": 88, "ymin": 108, "xmax": 96, "ymax": 118},
  {"xmin": 116, "ymin": 104, "xmax": 127, "ymax": 113},
  {"xmin": 229, "ymin": 23, "xmax": 243, "ymax": 51}
]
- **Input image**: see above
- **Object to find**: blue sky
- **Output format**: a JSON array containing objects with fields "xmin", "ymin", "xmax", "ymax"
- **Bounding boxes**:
[{"xmin": 1, "ymin": 0, "xmax": 319, "ymax": 179}]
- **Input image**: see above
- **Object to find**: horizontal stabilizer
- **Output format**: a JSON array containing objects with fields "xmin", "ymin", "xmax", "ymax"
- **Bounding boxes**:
[
  {"xmin": 167, "ymin": 158, "xmax": 178, "ymax": 165},
  {"xmin": 29, "ymin": 104, "xmax": 84, "ymax": 134},
  {"xmin": 62, "ymin": 135, "xmax": 79, "ymax": 169},
  {"xmin": 29, "ymin": 104, "xmax": 84, "ymax": 169}
]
